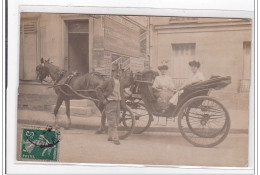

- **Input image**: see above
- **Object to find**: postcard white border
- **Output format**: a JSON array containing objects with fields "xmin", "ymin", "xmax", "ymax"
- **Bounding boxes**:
[{"xmin": 6, "ymin": 0, "xmax": 256, "ymax": 174}]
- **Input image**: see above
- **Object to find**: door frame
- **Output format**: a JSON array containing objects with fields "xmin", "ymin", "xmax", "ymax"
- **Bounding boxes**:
[{"xmin": 61, "ymin": 15, "xmax": 93, "ymax": 72}]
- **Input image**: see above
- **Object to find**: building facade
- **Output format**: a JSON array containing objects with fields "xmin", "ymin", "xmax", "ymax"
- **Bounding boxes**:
[
  {"xmin": 18, "ymin": 13, "xmax": 148, "ymax": 109},
  {"xmin": 18, "ymin": 14, "xmax": 252, "ymax": 110},
  {"xmin": 19, "ymin": 13, "xmax": 148, "ymax": 80},
  {"xmin": 149, "ymin": 17, "xmax": 252, "ymax": 93}
]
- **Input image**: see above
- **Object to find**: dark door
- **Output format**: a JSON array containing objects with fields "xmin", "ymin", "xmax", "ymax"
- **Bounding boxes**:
[{"xmin": 67, "ymin": 20, "xmax": 89, "ymax": 73}]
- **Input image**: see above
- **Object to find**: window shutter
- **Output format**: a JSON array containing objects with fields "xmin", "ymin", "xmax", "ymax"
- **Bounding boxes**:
[
  {"xmin": 171, "ymin": 43, "xmax": 196, "ymax": 78},
  {"xmin": 20, "ymin": 20, "xmax": 38, "ymax": 80},
  {"xmin": 23, "ymin": 22, "xmax": 37, "ymax": 34}
]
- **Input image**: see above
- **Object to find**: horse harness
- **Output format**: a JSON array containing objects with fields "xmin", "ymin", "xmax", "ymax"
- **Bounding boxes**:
[
  {"xmin": 64, "ymin": 72, "xmax": 80, "ymax": 85},
  {"xmin": 52, "ymin": 72, "xmax": 100, "ymax": 102},
  {"xmin": 62, "ymin": 72, "xmax": 95, "ymax": 88},
  {"xmin": 54, "ymin": 70, "xmax": 66, "ymax": 85}
]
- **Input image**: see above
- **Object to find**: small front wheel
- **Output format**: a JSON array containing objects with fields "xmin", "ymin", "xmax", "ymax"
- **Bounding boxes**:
[
  {"xmin": 178, "ymin": 96, "xmax": 230, "ymax": 148},
  {"xmin": 126, "ymin": 102, "xmax": 153, "ymax": 134}
]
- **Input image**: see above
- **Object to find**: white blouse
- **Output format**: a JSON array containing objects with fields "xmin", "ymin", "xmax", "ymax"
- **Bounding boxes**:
[
  {"xmin": 187, "ymin": 71, "xmax": 205, "ymax": 84},
  {"xmin": 152, "ymin": 75, "xmax": 175, "ymax": 90}
]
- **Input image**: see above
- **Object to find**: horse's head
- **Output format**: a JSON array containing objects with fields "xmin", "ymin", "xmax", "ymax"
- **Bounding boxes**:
[{"xmin": 36, "ymin": 58, "xmax": 50, "ymax": 82}]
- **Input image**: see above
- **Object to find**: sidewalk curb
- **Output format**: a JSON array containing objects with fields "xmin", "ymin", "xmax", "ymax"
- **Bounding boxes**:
[{"xmin": 18, "ymin": 118, "xmax": 248, "ymax": 134}]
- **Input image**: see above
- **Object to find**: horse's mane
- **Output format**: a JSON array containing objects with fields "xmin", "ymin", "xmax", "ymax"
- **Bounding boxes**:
[{"xmin": 45, "ymin": 62, "xmax": 65, "ymax": 74}]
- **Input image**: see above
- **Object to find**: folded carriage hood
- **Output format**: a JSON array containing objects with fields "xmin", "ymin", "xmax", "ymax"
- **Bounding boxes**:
[{"xmin": 184, "ymin": 76, "xmax": 232, "ymax": 91}]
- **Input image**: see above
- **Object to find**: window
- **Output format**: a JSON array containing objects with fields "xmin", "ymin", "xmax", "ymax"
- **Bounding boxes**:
[
  {"xmin": 239, "ymin": 41, "xmax": 251, "ymax": 92},
  {"xmin": 172, "ymin": 43, "xmax": 195, "ymax": 57},
  {"xmin": 243, "ymin": 41, "xmax": 251, "ymax": 79},
  {"xmin": 171, "ymin": 43, "xmax": 196, "ymax": 78},
  {"xmin": 20, "ymin": 19, "xmax": 39, "ymax": 80}
]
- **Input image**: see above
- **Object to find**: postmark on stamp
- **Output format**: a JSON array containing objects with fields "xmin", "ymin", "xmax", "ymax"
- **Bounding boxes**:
[{"xmin": 20, "ymin": 126, "xmax": 61, "ymax": 161}]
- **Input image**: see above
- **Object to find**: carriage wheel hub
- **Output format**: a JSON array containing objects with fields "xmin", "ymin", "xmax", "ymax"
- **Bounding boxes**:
[
  {"xmin": 201, "ymin": 120, "xmax": 207, "ymax": 126},
  {"xmin": 201, "ymin": 114, "xmax": 210, "ymax": 126}
]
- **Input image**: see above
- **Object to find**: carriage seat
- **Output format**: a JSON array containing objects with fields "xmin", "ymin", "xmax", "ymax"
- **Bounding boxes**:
[
  {"xmin": 134, "ymin": 70, "xmax": 160, "ymax": 102},
  {"xmin": 147, "ymin": 85, "xmax": 158, "ymax": 102}
]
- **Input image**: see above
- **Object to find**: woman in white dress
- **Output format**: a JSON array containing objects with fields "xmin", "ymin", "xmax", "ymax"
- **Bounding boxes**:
[
  {"xmin": 152, "ymin": 64, "xmax": 175, "ymax": 112},
  {"xmin": 177, "ymin": 60, "xmax": 205, "ymax": 90},
  {"xmin": 152, "ymin": 65, "xmax": 175, "ymax": 91},
  {"xmin": 169, "ymin": 60, "xmax": 205, "ymax": 106},
  {"xmin": 186, "ymin": 60, "xmax": 205, "ymax": 85}
]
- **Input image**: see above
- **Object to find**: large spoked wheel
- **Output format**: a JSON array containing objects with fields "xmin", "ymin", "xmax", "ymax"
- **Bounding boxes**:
[
  {"xmin": 127, "ymin": 102, "xmax": 153, "ymax": 134},
  {"xmin": 102, "ymin": 105, "xmax": 135, "ymax": 140},
  {"xmin": 118, "ymin": 105, "xmax": 135, "ymax": 140},
  {"xmin": 178, "ymin": 96, "xmax": 230, "ymax": 148}
]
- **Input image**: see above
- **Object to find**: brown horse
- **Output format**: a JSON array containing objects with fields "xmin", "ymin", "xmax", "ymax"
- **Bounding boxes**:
[{"xmin": 36, "ymin": 58, "xmax": 134, "ymax": 129}]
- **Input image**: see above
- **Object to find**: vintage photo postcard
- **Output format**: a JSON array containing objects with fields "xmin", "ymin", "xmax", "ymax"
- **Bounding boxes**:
[{"xmin": 17, "ymin": 12, "xmax": 252, "ymax": 167}]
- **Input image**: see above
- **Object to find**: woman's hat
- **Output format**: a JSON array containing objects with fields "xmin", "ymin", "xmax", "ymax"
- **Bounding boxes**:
[
  {"xmin": 189, "ymin": 60, "xmax": 200, "ymax": 68},
  {"xmin": 158, "ymin": 65, "xmax": 168, "ymax": 70},
  {"xmin": 158, "ymin": 60, "xmax": 169, "ymax": 70}
]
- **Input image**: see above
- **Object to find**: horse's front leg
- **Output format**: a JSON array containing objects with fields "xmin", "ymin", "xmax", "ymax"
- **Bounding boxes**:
[
  {"xmin": 64, "ymin": 99, "xmax": 71, "ymax": 129},
  {"xmin": 54, "ymin": 96, "xmax": 64, "ymax": 128}
]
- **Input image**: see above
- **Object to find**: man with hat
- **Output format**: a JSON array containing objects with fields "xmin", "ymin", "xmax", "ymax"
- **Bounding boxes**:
[{"xmin": 95, "ymin": 63, "xmax": 125, "ymax": 145}]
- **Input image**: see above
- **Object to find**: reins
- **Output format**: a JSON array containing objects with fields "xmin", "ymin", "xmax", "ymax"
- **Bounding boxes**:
[
  {"xmin": 47, "ymin": 71, "xmax": 99, "ymax": 102},
  {"xmin": 56, "ymin": 84, "xmax": 99, "ymax": 102}
]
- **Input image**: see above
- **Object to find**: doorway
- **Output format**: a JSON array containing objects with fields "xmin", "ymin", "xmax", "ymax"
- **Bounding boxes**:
[{"xmin": 67, "ymin": 20, "xmax": 89, "ymax": 73}]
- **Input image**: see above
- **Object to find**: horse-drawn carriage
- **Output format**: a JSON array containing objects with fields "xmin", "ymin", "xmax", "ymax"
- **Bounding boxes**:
[
  {"xmin": 36, "ymin": 59, "xmax": 231, "ymax": 147},
  {"xmin": 125, "ymin": 70, "xmax": 232, "ymax": 147}
]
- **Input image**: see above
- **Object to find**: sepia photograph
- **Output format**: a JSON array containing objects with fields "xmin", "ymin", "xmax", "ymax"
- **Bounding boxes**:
[{"xmin": 17, "ymin": 12, "xmax": 252, "ymax": 167}]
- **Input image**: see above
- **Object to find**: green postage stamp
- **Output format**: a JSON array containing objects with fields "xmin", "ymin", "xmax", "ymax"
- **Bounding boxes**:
[{"xmin": 20, "ymin": 127, "xmax": 60, "ymax": 161}]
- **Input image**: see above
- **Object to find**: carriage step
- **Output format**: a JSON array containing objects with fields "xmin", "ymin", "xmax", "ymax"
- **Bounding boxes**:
[{"xmin": 51, "ymin": 105, "xmax": 100, "ymax": 117}]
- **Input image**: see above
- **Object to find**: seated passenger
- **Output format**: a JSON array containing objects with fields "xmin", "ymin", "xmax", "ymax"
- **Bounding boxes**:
[
  {"xmin": 152, "ymin": 65, "xmax": 174, "ymax": 91},
  {"xmin": 186, "ymin": 60, "xmax": 205, "ymax": 85},
  {"xmin": 152, "ymin": 63, "xmax": 175, "ymax": 112},
  {"xmin": 170, "ymin": 60, "xmax": 205, "ymax": 106}
]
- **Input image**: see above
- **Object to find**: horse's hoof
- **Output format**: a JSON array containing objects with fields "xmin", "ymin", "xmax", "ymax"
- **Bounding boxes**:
[
  {"xmin": 65, "ymin": 124, "xmax": 71, "ymax": 130},
  {"xmin": 95, "ymin": 129, "xmax": 105, "ymax": 134},
  {"xmin": 64, "ymin": 126, "xmax": 70, "ymax": 130},
  {"xmin": 65, "ymin": 122, "xmax": 71, "ymax": 130}
]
